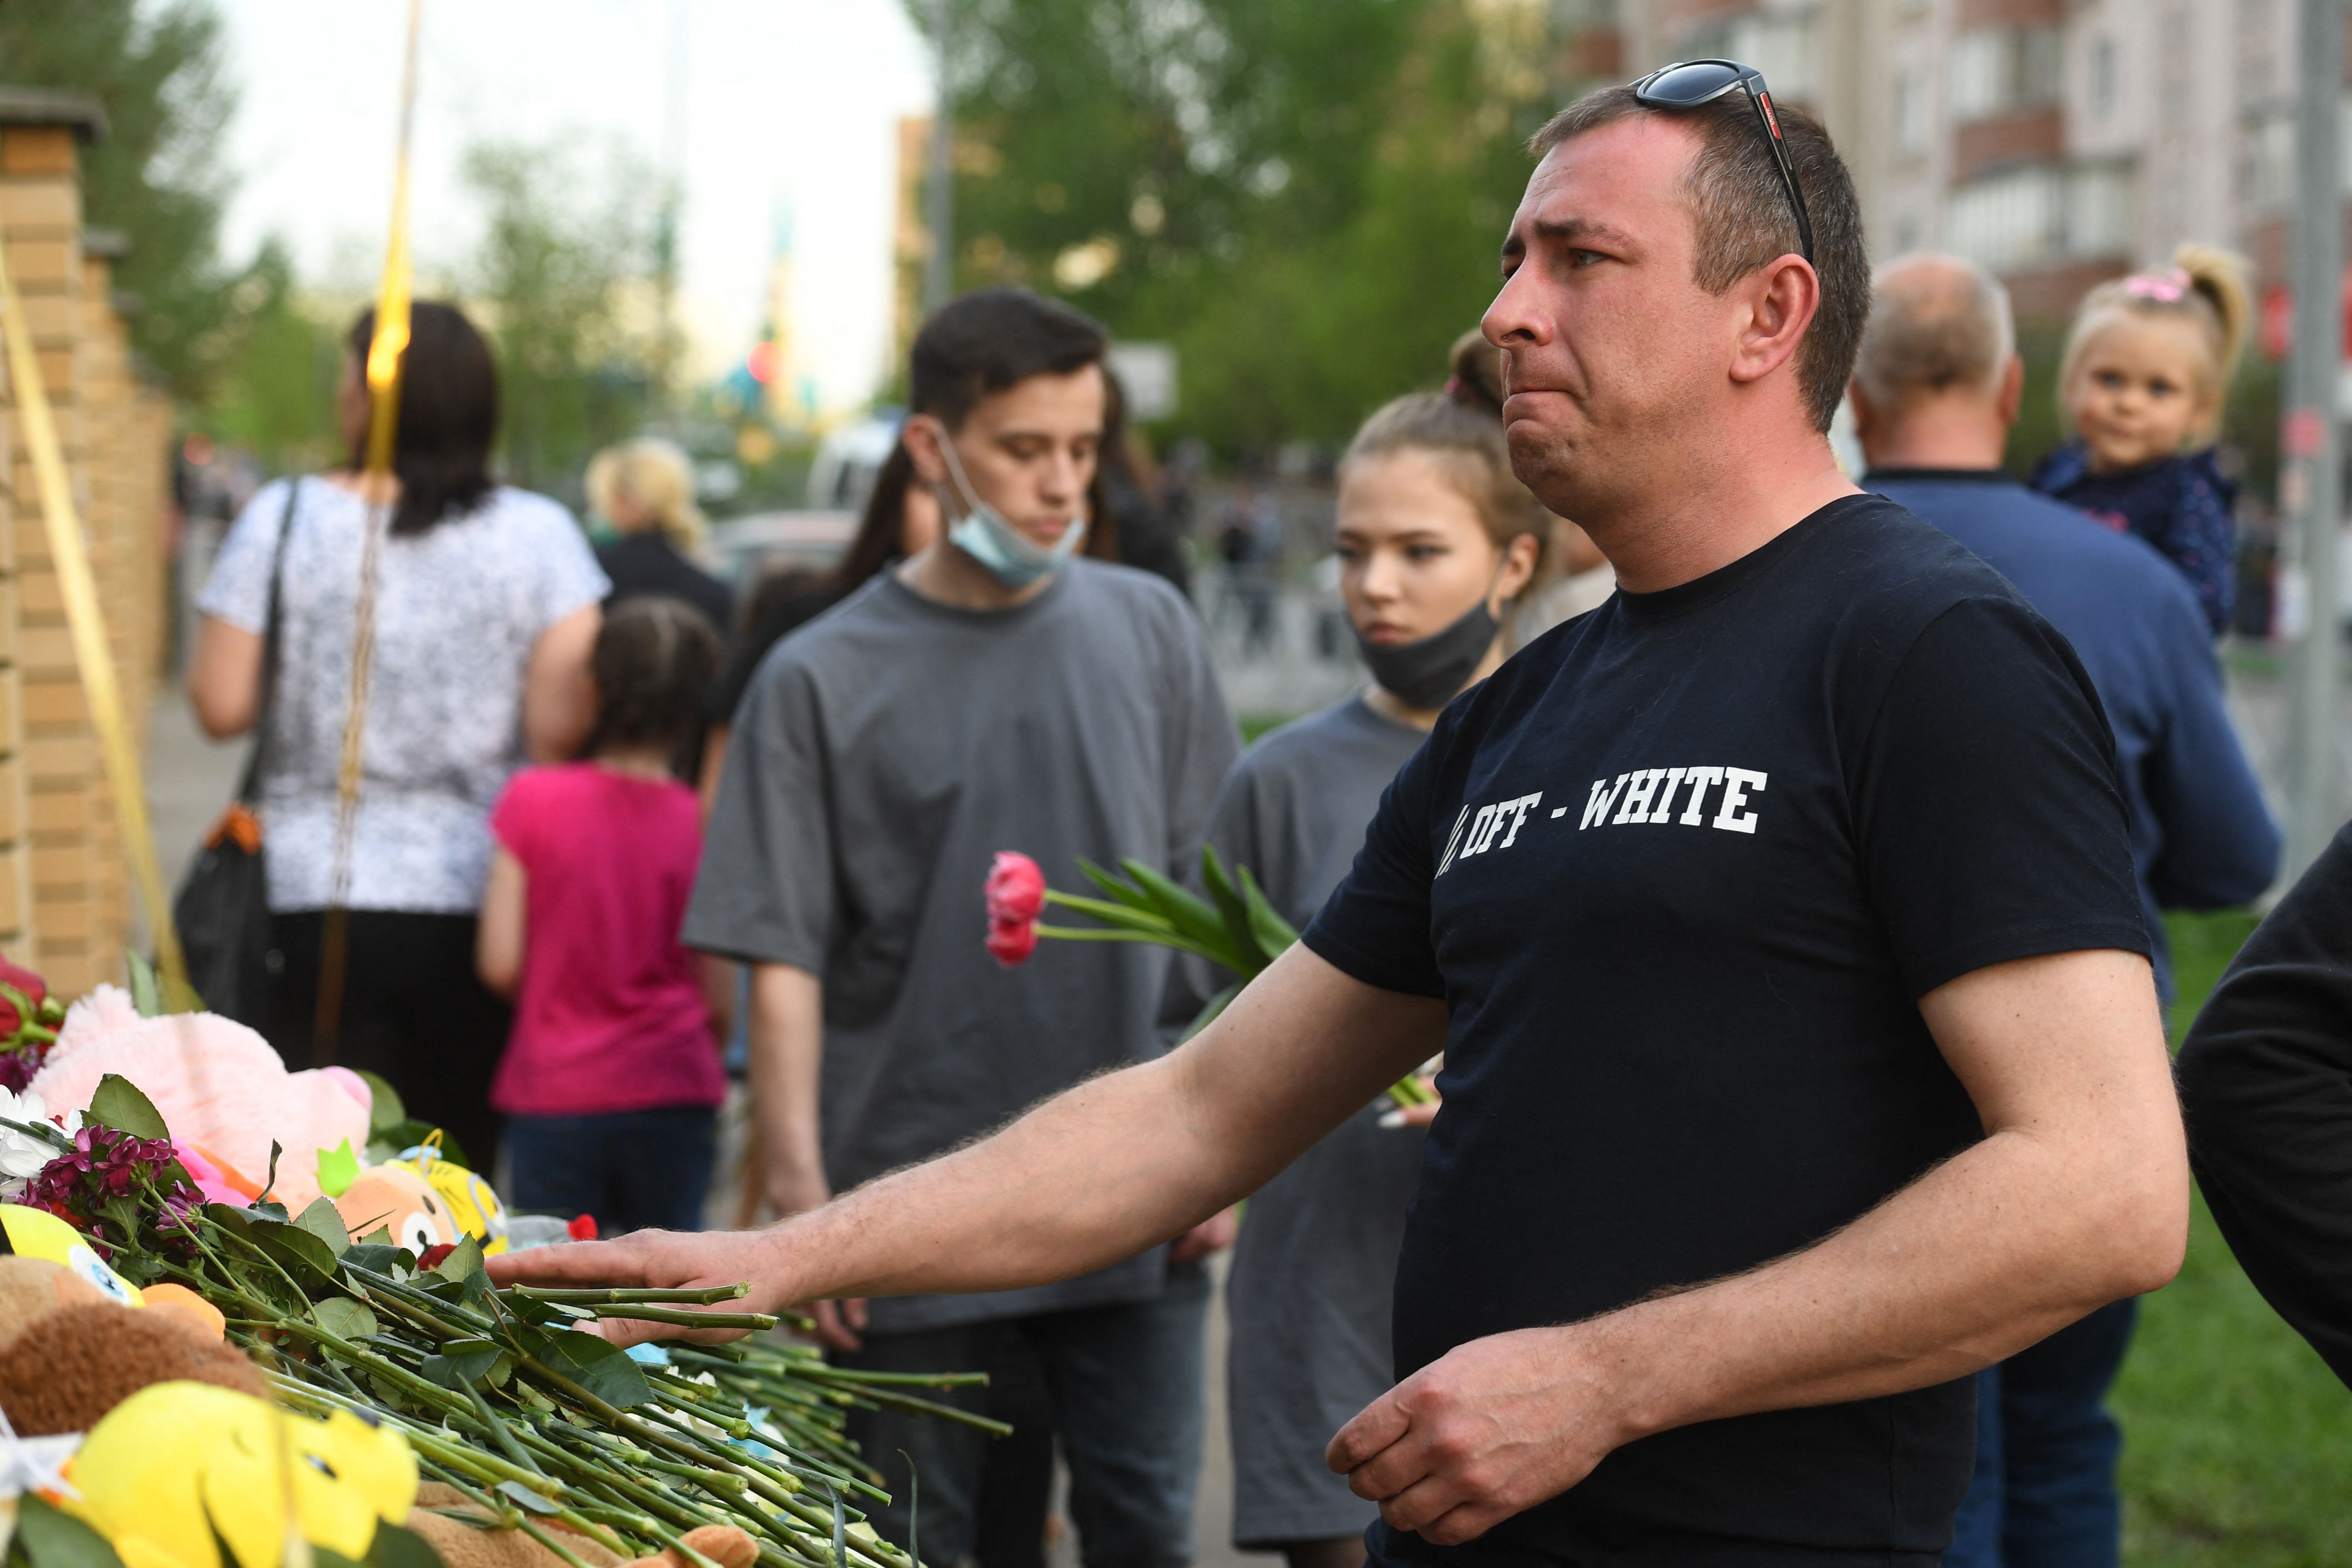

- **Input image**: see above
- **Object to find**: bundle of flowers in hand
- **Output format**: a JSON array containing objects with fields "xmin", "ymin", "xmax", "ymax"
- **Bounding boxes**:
[{"xmin": 984, "ymin": 848, "xmax": 1438, "ymax": 1114}]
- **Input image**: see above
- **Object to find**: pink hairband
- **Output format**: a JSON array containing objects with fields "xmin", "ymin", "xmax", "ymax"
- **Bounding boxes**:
[{"xmin": 2122, "ymin": 267, "xmax": 2191, "ymax": 303}]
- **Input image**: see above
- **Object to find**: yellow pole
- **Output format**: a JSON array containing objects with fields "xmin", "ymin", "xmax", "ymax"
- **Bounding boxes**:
[
  {"xmin": 315, "ymin": 0, "xmax": 422, "ymax": 1059},
  {"xmin": 0, "ymin": 233, "xmax": 194, "ymax": 1008}
]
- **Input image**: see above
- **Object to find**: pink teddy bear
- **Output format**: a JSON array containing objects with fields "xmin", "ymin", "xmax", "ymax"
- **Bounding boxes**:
[{"xmin": 26, "ymin": 986, "xmax": 371, "ymax": 1211}]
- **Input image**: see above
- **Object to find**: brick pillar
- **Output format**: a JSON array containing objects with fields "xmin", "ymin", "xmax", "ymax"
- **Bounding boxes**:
[
  {"xmin": 78, "ymin": 231, "xmax": 132, "ymax": 977},
  {"xmin": 0, "ymin": 90, "xmax": 106, "ymax": 996}
]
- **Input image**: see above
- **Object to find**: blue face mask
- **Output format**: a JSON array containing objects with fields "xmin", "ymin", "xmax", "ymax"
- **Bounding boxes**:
[{"xmin": 933, "ymin": 425, "xmax": 1088, "ymax": 589}]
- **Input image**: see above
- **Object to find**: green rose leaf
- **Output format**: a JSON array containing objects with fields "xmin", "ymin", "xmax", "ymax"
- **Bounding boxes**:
[
  {"xmin": 124, "ymin": 951, "xmax": 162, "ymax": 1019},
  {"xmin": 341, "ymin": 1240, "xmax": 415, "ymax": 1277},
  {"xmin": 311, "ymin": 1295, "xmax": 380, "ymax": 1343},
  {"xmin": 86, "ymin": 1073, "xmax": 169, "ymax": 1141},
  {"xmin": 354, "ymin": 1070, "xmax": 407, "ymax": 1133},
  {"xmin": 365, "ymin": 1522, "xmax": 445, "ymax": 1568},
  {"xmin": 420, "ymin": 1335, "xmax": 509, "ymax": 1388},
  {"xmin": 253, "ymin": 1214, "xmax": 342, "ymax": 1294},
  {"xmin": 296, "ymin": 1195, "xmax": 351, "ymax": 1254},
  {"xmin": 515, "ymin": 1321, "xmax": 653, "ymax": 1409},
  {"xmin": 17, "ymin": 1496, "xmax": 128, "ymax": 1568}
]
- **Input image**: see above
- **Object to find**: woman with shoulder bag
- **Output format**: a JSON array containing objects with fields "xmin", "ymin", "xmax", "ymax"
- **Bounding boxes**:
[{"xmin": 185, "ymin": 301, "xmax": 607, "ymax": 1174}]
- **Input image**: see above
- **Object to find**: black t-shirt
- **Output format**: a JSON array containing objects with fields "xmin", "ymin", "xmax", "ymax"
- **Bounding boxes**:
[
  {"xmin": 1300, "ymin": 496, "xmax": 2147, "ymax": 1563},
  {"xmin": 2176, "ymin": 820, "xmax": 2352, "ymax": 1390},
  {"xmin": 598, "ymin": 531, "xmax": 736, "ymax": 634}
]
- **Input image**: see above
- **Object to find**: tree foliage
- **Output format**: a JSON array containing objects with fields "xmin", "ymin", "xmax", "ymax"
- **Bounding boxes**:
[
  {"xmin": 460, "ymin": 139, "xmax": 667, "ymax": 500},
  {"xmin": 925, "ymin": 0, "xmax": 1560, "ymax": 451},
  {"xmin": 190, "ymin": 240, "xmax": 342, "ymax": 474},
  {"xmin": 0, "ymin": 0, "xmax": 240, "ymax": 398}
]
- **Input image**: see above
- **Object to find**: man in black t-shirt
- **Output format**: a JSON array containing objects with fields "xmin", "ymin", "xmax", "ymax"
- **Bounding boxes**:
[{"xmin": 497, "ymin": 72, "xmax": 2188, "ymax": 1567}]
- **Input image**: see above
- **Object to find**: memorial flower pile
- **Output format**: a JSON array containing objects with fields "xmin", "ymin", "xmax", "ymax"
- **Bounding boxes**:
[{"xmin": 0, "ymin": 956, "xmax": 999, "ymax": 1568}]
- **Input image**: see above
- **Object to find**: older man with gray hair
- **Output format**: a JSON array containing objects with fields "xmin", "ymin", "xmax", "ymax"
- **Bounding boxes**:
[{"xmin": 1855, "ymin": 252, "xmax": 2278, "ymax": 1568}]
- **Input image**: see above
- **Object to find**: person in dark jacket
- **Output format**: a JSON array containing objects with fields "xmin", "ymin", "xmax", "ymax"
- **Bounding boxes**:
[
  {"xmin": 589, "ymin": 438, "xmax": 733, "ymax": 634},
  {"xmin": 2177, "ymin": 825, "xmax": 2352, "ymax": 1389},
  {"xmin": 1852, "ymin": 253, "xmax": 2279, "ymax": 1568}
]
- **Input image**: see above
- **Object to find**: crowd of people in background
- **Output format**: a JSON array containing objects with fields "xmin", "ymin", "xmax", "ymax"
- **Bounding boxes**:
[{"xmin": 181, "ymin": 59, "xmax": 2352, "ymax": 1568}]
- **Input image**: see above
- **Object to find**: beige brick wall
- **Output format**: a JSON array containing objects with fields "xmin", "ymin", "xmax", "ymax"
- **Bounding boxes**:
[{"xmin": 0, "ymin": 113, "xmax": 172, "ymax": 998}]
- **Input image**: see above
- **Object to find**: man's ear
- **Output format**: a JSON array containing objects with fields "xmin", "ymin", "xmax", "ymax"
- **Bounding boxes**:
[
  {"xmin": 1994, "ymin": 355, "xmax": 2025, "ymax": 429},
  {"xmin": 1729, "ymin": 256, "xmax": 1819, "ymax": 391},
  {"xmin": 900, "ymin": 415, "xmax": 952, "ymax": 488}
]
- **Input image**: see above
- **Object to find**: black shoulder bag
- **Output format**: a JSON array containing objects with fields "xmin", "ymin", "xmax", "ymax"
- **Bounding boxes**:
[{"xmin": 174, "ymin": 478, "xmax": 301, "ymax": 1025}]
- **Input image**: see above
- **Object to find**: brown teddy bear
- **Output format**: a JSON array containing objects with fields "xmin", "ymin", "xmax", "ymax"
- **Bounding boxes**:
[
  {"xmin": 404, "ymin": 1484, "xmax": 760, "ymax": 1568},
  {"xmin": 0, "ymin": 1254, "xmax": 264, "ymax": 1434}
]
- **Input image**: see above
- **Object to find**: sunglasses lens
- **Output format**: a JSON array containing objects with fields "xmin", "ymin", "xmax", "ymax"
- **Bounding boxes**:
[{"xmin": 1639, "ymin": 61, "xmax": 1745, "ymax": 105}]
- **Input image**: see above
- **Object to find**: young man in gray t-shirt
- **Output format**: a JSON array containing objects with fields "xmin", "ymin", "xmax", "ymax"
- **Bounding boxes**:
[{"xmin": 687, "ymin": 288, "xmax": 1239, "ymax": 1567}]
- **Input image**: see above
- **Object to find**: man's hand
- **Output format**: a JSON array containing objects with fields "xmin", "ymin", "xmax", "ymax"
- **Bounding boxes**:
[
  {"xmin": 1326, "ymin": 1327, "xmax": 1621, "ymax": 1545},
  {"xmin": 486, "ymin": 1228, "xmax": 793, "ymax": 1348}
]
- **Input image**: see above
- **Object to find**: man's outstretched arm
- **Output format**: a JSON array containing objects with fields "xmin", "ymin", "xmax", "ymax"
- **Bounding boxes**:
[
  {"xmin": 486, "ymin": 945, "xmax": 1446, "ymax": 1332},
  {"xmin": 1328, "ymin": 946, "xmax": 2187, "ymax": 1545}
]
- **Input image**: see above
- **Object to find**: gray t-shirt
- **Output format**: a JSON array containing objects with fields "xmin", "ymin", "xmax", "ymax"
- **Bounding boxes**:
[
  {"xmin": 198, "ymin": 478, "xmax": 609, "ymax": 913},
  {"xmin": 687, "ymin": 558, "xmax": 1238, "ymax": 1333},
  {"xmin": 1178, "ymin": 695, "xmax": 1432, "ymax": 1547}
]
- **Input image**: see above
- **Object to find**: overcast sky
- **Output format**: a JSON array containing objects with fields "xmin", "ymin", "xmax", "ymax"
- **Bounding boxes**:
[{"xmin": 215, "ymin": 0, "xmax": 934, "ymax": 415}]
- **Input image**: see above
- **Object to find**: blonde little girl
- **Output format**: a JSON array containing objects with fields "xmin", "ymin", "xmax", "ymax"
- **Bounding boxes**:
[{"xmin": 2031, "ymin": 245, "xmax": 2250, "ymax": 635}]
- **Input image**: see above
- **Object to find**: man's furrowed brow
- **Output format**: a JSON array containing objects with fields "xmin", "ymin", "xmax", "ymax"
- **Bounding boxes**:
[{"xmin": 1531, "ymin": 215, "xmax": 1638, "ymax": 251}]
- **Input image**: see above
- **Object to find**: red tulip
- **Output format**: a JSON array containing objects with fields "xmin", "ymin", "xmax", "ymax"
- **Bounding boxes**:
[
  {"xmin": 0, "ymin": 953, "xmax": 45, "ymax": 1033},
  {"xmin": 987, "ymin": 916, "xmax": 1040, "ymax": 967},
  {"xmin": 986, "ymin": 852, "xmax": 1047, "ymax": 926}
]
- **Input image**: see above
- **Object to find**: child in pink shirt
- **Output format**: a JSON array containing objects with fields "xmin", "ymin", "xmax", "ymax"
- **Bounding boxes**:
[{"xmin": 477, "ymin": 596, "xmax": 728, "ymax": 1233}]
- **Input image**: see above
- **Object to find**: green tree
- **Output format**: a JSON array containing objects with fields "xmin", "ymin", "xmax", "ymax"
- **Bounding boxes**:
[
  {"xmin": 190, "ymin": 240, "xmax": 342, "ymax": 474},
  {"xmin": 924, "ymin": 0, "xmax": 1556, "ymax": 449},
  {"xmin": 461, "ymin": 138, "xmax": 664, "ymax": 500},
  {"xmin": 0, "ymin": 0, "xmax": 239, "ymax": 398}
]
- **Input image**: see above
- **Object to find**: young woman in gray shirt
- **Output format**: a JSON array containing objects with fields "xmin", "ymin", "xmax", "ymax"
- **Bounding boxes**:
[{"xmin": 1191, "ymin": 339, "xmax": 1557, "ymax": 1568}]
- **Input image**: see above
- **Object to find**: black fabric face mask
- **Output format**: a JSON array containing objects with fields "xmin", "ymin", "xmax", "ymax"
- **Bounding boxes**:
[{"xmin": 1353, "ymin": 596, "xmax": 1499, "ymax": 711}]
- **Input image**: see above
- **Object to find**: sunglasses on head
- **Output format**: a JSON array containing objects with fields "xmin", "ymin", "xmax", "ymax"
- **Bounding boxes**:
[{"xmin": 1631, "ymin": 59, "xmax": 1815, "ymax": 267}]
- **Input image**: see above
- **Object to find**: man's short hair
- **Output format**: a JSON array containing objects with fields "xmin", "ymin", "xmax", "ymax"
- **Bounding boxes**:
[
  {"xmin": 1529, "ymin": 84, "xmax": 1867, "ymax": 432},
  {"xmin": 1854, "ymin": 254, "xmax": 2016, "ymax": 410},
  {"xmin": 910, "ymin": 287, "xmax": 1109, "ymax": 429}
]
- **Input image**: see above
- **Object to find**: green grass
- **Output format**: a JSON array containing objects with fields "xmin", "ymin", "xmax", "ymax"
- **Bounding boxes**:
[
  {"xmin": 1238, "ymin": 713, "xmax": 1292, "ymax": 745},
  {"xmin": 2114, "ymin": 909, "xmax": 2352, "ymax": 1565}
]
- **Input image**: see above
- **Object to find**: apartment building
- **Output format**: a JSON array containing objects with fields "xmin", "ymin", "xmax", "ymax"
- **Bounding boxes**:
[{"xmin": 1564, "ymin": 0, "xmax": 2292, "ymax": 324}]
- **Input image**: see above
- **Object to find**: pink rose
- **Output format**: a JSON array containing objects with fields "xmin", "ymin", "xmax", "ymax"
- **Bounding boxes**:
[
  {"xmin": 986, "ymin": 852, "xmax": 1047, "ymax": 926},
  {"xmin": 987, "ymin": 918, "xmax": 1040, "ymax": 967}
]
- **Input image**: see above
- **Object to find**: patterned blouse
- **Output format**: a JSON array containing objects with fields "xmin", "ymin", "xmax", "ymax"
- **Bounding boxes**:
[
  {"xmin": 2029, "ymin": 441, "xmax": 2238, "ymax": 637},
  {"xmin": 198, "ymin": 478, "xmax": 609, "ymax": 914}
]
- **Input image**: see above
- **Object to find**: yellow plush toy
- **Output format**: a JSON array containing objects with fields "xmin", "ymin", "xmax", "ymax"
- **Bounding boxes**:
[
  {"xmin": 0, "ymin": 1204, "xmax": 141, "ymax": 1307},
  {"xmin": 393, "ymin": 1138, "xmax": 509, "ymax": 1257},
  {"xmin": 62, "ymin": 1381, "xmax": 417, "ymax": 1568}
]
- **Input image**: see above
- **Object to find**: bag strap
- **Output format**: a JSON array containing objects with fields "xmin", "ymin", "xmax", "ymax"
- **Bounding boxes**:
[{"xmin": 232, "ymin": 476, "xmax": 302, "ymax": 805}]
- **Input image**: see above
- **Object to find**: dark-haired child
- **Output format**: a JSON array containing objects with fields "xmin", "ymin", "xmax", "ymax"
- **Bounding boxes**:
[{"xmin": 477, "ymin": 596, "xmax": 729, "ymax": 1234}]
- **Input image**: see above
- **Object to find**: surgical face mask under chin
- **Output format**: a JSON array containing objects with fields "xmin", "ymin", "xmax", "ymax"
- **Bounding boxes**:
[{"xmin": 932, "ymin": 427, "xmax": 1088, "ymax": 589}]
